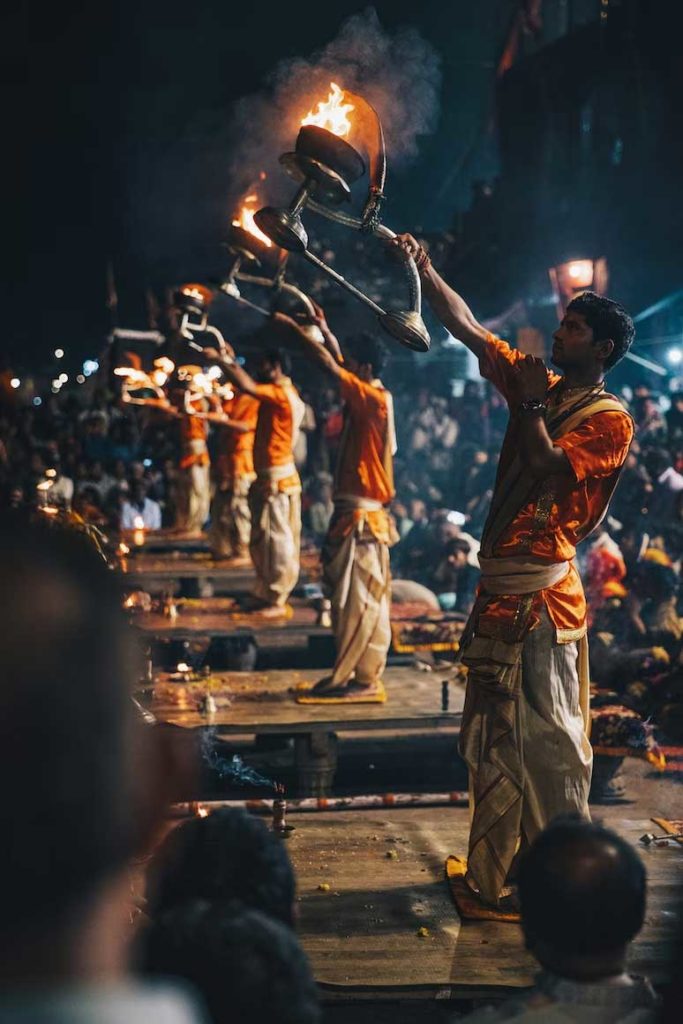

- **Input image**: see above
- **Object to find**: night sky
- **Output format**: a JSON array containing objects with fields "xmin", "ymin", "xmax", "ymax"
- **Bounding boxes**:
[{"xmin": 21, "ymin": 1, "xmax": 513, "ymax": 369}]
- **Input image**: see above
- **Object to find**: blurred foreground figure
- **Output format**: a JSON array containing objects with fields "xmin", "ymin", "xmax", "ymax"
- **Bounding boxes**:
[
  {"xmin": 278, "ymin": 308, "xmax": 398, "ymax": 698},
  {"xmin": 395, "ymin": 234, "xmax": 635, "ymax": 909},
  {"xmin": 0, "ymin": 515, "xmax": 202, "ymax": 1024},
  {"xmin": 460, "ymin": 818, "xmax": 658, "ymax": 1022},
  {"xmin": 140, "ymin": 899, "xmax": 320, "ymax": 1024}
]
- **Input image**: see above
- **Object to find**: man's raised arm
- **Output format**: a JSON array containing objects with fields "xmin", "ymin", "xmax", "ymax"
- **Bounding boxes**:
[
  {"xmin": 271, "ymin": 309, "xmax": 346, "ymax": 380},
  {"xmin": 202, "ymin": 344, "xmax": 261, "ymax": 397},
  {"xmin": 391, "ymin": 233, "xmax": 490, "ymax": 361}
]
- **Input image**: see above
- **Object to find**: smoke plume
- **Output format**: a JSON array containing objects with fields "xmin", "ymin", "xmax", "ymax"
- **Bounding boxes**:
[{"xmin": 227, "ymin": 6, "xmax": 441, "ymax": 203}]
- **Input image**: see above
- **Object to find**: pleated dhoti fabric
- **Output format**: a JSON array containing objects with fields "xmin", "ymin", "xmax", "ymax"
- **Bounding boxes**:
[
  {"xmin": 323, "ymin": 520, "xmax": 392, "ymax": 687},
  {"xmin": 248, "ymin": 484, "xmax": 301, "ymax": 607}
]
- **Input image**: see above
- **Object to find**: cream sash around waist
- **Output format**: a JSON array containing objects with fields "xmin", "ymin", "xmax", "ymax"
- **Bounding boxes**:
[
  {"xmin": 334, "ymin": 493, "xmax": 384, "ymax": 512},
  {"xmin": 478, "ymin": 556, "xmax": 570, "ymax": 595},
  {"xmin": 258, "ymin": 461, "xmax": 297, "ymax": 482},
  {"xmin": 184, "ymin": 438, "xmax": 207, "ymax": 456}
]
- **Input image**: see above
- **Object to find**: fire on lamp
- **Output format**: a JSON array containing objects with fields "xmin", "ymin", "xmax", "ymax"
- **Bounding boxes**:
[
  {"xmin": 254, "ymin": 82, "xmax": 430, "ymax": 352},
  {"xmin": 220, "ymin": 180, "xmax": 317, "ymax": 323},
  {"xmin": 132, "ymin": 515, "xmax": 146, "ymax": 548}
]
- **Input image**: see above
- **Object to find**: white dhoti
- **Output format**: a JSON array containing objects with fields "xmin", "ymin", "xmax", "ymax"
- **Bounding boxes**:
[
  {"xmin": 209, "ymin": 474, "xmax": 254, "ymax": 558},
  {"xmin": 249, "ymin": 465, "xmax": 301, "ymax": 607},
  {"xmin": 323, "ymin": 500, "xmax": 393, "ymax": 687},
  {"xmin": 176, "ymin": 448, "xmax": 210, "ymax": 534},
  {"xmin": 459, "ymin": 558, "xmax": 592, "ymax": 905}
]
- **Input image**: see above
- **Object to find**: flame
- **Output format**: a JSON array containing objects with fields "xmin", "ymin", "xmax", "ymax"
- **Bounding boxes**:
[
  {"xmin": 197, "ymin": 806, "xmax": 209, "ymax": 818},
  {"xmin": 118, "ymin": 542, "xmax": 130, "ymax": 555},
  {"xmin": 114, "ymin": 366, "xmax": 151, "ymax": 385},
  {"xmin": 133, "ymin": 515, "xmax": 145, "ymax": 530},
  {"xmin": 232, "ymin": 188, "xmax": 272, "ymax": 248},
  {"xmin": 302, "ymin": 82, "xmax": 354, "ymax": 138}
]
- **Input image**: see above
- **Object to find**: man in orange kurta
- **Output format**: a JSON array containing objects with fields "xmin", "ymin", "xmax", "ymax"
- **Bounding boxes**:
[
  {"xmin": 209, "ymin": 390, "xmax": 259, "ymax": 560},
  {"xmin": 175, "ymin": 379, "xmax": 211, "ymax": 535},
  {"xmin": 275, "ymin": 310, "xmax": 398, "ymax": 698},
  {"xmin": 204, "ymin": 343, "xmax": 304, "ymax": 612},
  {"xmin": 394, "ymin": 233, "xmax": 635, "ymax": 909}
]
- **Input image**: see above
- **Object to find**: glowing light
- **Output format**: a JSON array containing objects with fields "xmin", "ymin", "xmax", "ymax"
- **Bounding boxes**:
[
  {"xmin": 177, "ymin": 662, "xmax": 191, "ymax": 674},
  {"xmin": 10, "ymin": 377, "xmax": 20, "ymax": 389},
  {"xmin": 565, "ymin": 260, "xmax": 595, "ymax": 287},
  {"xmin": 154, "ymin": 356, "xmax": 175, "ymax": 375},
  {"xmin": 302, "ymin": 82, "xmax": 354, "ymax": 138},
  {"xmin": 667, "ymin": 347, "xmax": 683, "ymax": 366},
  {"xmin": 54, "ymin": 348, "xmax": 64, "ymax": 359},
  {"xmin": 83, "ymin": 359, "xmax": 99, "ymax": 376},
  {"xmin": 33, "ymin": 397, "xmax": 42, "ymax": 407},
  {"xmin": 206, "ymin": 365, "xmax": 223, "ymax": 381},
  {"xmin": 59, "ymin": 373, "xmax": 68, "ymax": 384},
  {"xmin": 232, "ymin": 186, "xmax": 273, "ymax": 248},
  {"xmin": 76, "ymin": 374, "xmax": 85, "ymax": 384}
]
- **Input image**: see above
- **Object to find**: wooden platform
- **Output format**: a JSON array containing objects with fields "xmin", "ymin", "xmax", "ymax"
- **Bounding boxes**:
[
  {"xmin": 123, "ymin": 548, "xmax": 321, "ymax": 590},
  {"xmin": 132, "ymin": 597, "xmax": 326, "ymax": 642},
  {"xmin": 145, "ymin": 667, "xmax": 464, "ymax": 795},
  {"xmin": 146, "ymin": 666, "xmax": 463, "ymax": 735},
  {"xmin": 285, "ymin": 807, "xmax": 682, "ymax": 997}
]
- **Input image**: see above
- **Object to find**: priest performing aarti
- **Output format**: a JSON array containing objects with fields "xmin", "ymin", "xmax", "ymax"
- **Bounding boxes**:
[
  {"xmin": 276, "ymin": 306, "xmax": 398, "ymax": 702},
  {"xmin": 207, "ymin": 387, "xmax": 259, "ymax": 563},
  {"xmin": 394, "ymin": 233, "xmax": 635, "ymax": 913},
  {"xmin": 204, "ymin": 342, "xmax": 305, "ymax": 615}
]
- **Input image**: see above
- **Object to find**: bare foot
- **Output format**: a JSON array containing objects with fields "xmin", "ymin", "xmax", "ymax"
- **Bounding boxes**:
[
  {"xmin": 311, "ymin": 678, "xmax": 382, "ymax": 698},
  {"xmin": 258, "ymin": 604, "xmax": 292, "ymax": 619}
]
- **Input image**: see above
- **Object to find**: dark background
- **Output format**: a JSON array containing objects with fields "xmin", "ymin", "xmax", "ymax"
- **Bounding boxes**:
[{"xmin": 10, "ymin": 0, "xmax": 683, "ymax": 374}]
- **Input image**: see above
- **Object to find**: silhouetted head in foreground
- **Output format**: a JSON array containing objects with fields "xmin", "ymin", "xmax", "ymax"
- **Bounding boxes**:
[
  {"xmin": 146, "ymin": 807, "xmax": 297, "ymax": 927},
  {"xmin": 0, "ymin": 514, "xmax": 164, "ymax": 985},
  {"xmin": 140, "ymin": 899, "xmax": 320, "ymax": 1024},
  {"xmin": 518, "ymin": 816, "xmax": 647, "ymax": 982}
]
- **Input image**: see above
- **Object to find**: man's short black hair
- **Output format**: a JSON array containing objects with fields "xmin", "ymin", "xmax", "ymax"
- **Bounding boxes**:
[
  {"xmin": 258, "ymin": 347, "xmax": 291, "ymax": 376},
  {"xmin": 344, "ymin": 332, "xmax": 387, "ymax": 377},
  {"xmin": 518, "ymin": 816, "xmax": 646, "ymax": 956},
  {"xmin": 0, "ymin": 514, "xmax": 144, "ymax": 942},
  {"xmin": 140, "ymin": 899, "xmax": 320, "ymax": 1024},
  {"xmin": 146, "ymin": 807, "xmax": 296, "ymax": 927},
  {"xmin": 567, "ymin": 291, "xmax": 635, "ymax": 371}
]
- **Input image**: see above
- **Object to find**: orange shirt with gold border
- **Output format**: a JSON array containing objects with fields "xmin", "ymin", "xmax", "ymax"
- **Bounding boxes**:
[
  {"xmin": 251, "ymin": 380, "xmax": 301, "ymax": 493},
  {"xmin": 477, "ymin": 334, "xmax": 633, "ymax": 642},
  {"xmin": 178, "ymin": 398, "xmax": 209, "ymax": 469},
  {"xmin": 215, "ymin": 391, "xmax": 258, "ymax": 484},
  {"xmin": 329, "ymin": 367, "xmax": 397, "ymax": 545}
]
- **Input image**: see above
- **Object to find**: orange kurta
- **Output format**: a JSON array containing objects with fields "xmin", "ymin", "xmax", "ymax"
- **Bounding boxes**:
[
  {"xmin": 251, "ymin": 378, "xmax": 302, "ymax": 493},
  {"xmin": 215, "ymin": 391, "xmax": 258, "ymax": 484},
  {"xmin": 330, "ymin": 368, "xmax": 397, "ymax": 544},
  {"xmin": 477, "ymin": 334, "xmax": 633, "ymax": 640},
  {"xmin": 179, "ymin": 399, "xmax": 209, "ymax": 469}
]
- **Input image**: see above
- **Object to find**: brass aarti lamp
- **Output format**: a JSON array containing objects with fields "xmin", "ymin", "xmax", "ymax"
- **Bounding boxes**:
[{"xmin": 254, "ymin": 83, "xmax": 430, "ymax": 352}]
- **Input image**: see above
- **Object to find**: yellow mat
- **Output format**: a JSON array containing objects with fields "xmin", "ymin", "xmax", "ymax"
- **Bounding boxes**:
[
  {"xmin": 295, "ymin": 680, "xmax": 387, "ymax": 705},
  {"xmin": 445, "ymin": 855, "xmax": 521, "ymax": 924}
]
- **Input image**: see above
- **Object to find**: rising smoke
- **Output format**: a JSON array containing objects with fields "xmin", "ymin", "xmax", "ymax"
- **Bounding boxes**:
[{"xmin": 227, "ymin": 6, "xmax": 442, "ymax": 203}]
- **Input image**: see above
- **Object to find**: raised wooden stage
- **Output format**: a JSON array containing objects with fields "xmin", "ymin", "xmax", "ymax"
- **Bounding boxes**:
[{"xmin": 146, "ymin": 667, "xmax": 464, "ymax": 793}]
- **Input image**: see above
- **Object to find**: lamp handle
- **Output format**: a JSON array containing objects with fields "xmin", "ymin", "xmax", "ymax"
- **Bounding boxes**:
[{"xmin": 306, "ymin": 199, "xmax": 422, "ymax": 315}]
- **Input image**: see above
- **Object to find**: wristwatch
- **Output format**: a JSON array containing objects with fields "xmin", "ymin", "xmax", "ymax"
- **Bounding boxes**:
[{"xmin": 519, "ymin": 398, "xmax": 547, "ymax": 414}]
